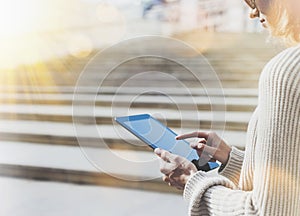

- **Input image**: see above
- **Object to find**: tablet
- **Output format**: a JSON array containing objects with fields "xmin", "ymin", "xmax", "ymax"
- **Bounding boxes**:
[{"xmin": 115, "ymin": 113, "xmax": 199, "ymax": 161}]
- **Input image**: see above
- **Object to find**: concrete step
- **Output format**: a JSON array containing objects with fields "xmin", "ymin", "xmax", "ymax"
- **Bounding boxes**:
[
  {"xmin": 0, "ymin": 70, "xmax": 261, "ymax": 88},
  {"xmin": 0, "ymin": 176, "xmax": 188, "ymax": 215},
  {"xmin": 0, "ymin": 86, "xmax": 258, "ymax": 97},
  {"xmin": 0, "ymin": 120, "xmax": 247, "ymax": 149},
  {"xmin": 0, "ymin": 93, "xmax": 257, "ymax": 112},
  {"xmin": 82, "ymin": 70, "xmax": 261, "ymax": 80},
  {"xmin": 0, "ymin": 66, "xmax": 262, "ymax": 88},
  {"xmin": 0, "ymin": 141, "xmax": 177, "ymax": 193},
  {"xmin": 70, "ymin": 79, "xmax": 260, "ymax": 88},
  {"xmin": 0, "ymin": 104, "xmax": 252, "ymax": 131}
]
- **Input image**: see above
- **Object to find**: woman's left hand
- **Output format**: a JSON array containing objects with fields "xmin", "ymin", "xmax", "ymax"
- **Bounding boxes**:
[{"xmin": 154, "ymin": 148, "xmax": 197, "ymax": 190}]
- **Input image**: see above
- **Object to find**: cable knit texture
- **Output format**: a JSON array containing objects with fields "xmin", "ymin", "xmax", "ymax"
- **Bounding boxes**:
[
  {"xmin": 183, "ymin": 45, "xmax": 300, "ymax": 215},
  {"xmin": 218, "ymin": 146, "xmax": 245, "ymax": 186}
]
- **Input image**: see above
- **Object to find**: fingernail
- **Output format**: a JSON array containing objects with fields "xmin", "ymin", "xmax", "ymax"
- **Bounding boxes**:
[
  {"xmin": 191, "ymin": 143, "xmax": 197, "ymax": 148},
  {"xmin": 154, "ymin": 148, "xmax": 161, "ymax": 154},
  {"xmin": 198, "ymin": 143, "xmax": 204, "ymax": 149}
]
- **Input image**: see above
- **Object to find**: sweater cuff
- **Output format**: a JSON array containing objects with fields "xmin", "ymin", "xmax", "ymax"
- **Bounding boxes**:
[
  {"xmin": 218, "ymin": 146, "xmax": 244, "ymax": 186},
  {"xmin": 183, "ymin": 171, "xmax": 236, "ymax": 215},
  {"xmin": 183, "ymin": 171, "xmax": 207, "ymax": 202}
]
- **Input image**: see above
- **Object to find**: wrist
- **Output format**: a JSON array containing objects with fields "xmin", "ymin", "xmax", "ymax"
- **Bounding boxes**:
[{"xmin": 221, "ymin": 146, "xmax": 232, "ymax": 166}]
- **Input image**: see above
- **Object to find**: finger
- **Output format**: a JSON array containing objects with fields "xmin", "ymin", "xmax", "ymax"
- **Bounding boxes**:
[
  {"xmin": 168, "ymin": 177, "xmax": 182, "ymax": 189},
  {"xmin": 168, "ymin": 174, "xmax": 185, "ymax": 190},
  {"xmin": 209, "ymin": 158, "xmax": 217, "ymax": 162},
  {"xmin": 171, "ymin": 181, "xmax": 184, "ymax": 190},
  {"xmin": 190, "ymin": 143, "xmax": 217, "ymax": 160},
  {"xmin": 156, "ymin": 150, "xmax": 182, "ymax": 174},
  {"xmin": 201, "ymin": 144, "xmax": 218, "ymax": 156},
  {"xmin": 154, "ymin": 148, "xmax": 162, "ymax": 157},
  {"xmin": 176, "ymin": 131, "xmax": 209, "ymax": 140},
  {"xmin": 190, "ymin": 142, "xmax": 205, "ymax": 158},
  {"xmin": 162, "ymin": 175, "xmax": 170, "ymax": 183},
  {"xmin": 190, "ymin": 142, "xmax": 204, "ymax": 150},
  {"xmin": 155, "ymin": 148, "xmax": 170, "ymax": 163},
  {"xmin": 190, "ymin": 139, "xmax": 206, "ymax": 148},
  {"xmin": 161, "ymin": 150, "xmax": 177, "ymax": 163},
  {"xmin": 198, "ymin": 138, "xmax": 206, "ymax": 144},
  {"xmin": 193, "ymin": 148, "xmax": 211, "ymax": 162},
  {"xmin": 160, "ymin": 161, "xmax": 178, "ymax": 174},
  {"xmin": 155, "ymin": 148, "xmax": 177, "ymax": 163}
]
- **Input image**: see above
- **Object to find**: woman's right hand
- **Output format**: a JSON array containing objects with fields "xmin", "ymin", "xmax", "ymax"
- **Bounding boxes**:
[{"xmin": 176, "ymin": 131, "xmax": 232, "ymax": 166}]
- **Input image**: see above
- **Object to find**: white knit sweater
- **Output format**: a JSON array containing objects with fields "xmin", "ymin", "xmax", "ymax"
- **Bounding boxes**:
[{"xmin": 183, "ymin": 45, "xmax": 300, "ymax": 215}]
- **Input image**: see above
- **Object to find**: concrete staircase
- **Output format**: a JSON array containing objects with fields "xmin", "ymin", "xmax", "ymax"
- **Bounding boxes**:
[{"xmin": 0, "ymin": 32, "xmax": 284, "ymax": 195}]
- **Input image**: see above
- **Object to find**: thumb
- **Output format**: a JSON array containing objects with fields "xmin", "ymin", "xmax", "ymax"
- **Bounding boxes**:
[
  {"xmin": 191, "ymin": 143, "xmax": 217, "ymax": 157},
  {"xmin": 154, "ymin": 148, "xmax": 176, "ymax": 163},
  {"xmin": 154, "ymin": 148, "xmax": 162, "ymax": 156}
]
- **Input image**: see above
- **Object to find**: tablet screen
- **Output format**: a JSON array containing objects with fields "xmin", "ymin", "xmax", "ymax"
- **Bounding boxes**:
[{"xmin": 121, "ymin": 115, "xmax": 198, "ymax": 161}]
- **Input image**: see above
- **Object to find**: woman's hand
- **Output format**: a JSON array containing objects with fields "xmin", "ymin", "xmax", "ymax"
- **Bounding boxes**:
[
  {"xmin": 154, "ymin": 148, "xmax": 197, "ymax": 190},
  {"xmin": 176, "ymin": 131, "xmax": 232, "ymax": 166}
]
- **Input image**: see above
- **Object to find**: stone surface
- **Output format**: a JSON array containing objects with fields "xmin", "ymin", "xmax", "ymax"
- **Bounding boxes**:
[{"xmin": 0, "ymin": 176, "xmax": 188, "ymax": 216}]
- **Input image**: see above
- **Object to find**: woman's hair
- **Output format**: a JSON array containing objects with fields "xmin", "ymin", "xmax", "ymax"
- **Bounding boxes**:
[{"xmin": 266, "ymin": 0, "xmax": 300, "ymax": 44}]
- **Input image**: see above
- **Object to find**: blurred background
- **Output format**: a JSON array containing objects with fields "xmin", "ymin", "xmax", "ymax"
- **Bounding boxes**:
[{"xmin": 0, "ymin": 0, "xmax": 284, "ymax": 215}]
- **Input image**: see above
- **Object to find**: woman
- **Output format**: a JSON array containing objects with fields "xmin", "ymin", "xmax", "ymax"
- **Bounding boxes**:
[{"xmin": 155, "ymin": 0, "xmax": 300, "ymax": 215}]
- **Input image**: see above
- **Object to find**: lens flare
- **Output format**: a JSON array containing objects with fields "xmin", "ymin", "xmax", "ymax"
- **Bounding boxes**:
[
  {"xmin": 67, "ymin": 33, "xmax": 93, "ymax": 58},
  {"xmin": 96, "ymin": 3, "xmax": 123, "ymax": 24}
]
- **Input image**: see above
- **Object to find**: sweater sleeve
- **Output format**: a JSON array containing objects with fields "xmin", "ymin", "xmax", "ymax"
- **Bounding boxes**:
[
  {"xmin": 217, "ymin": 146, "xmax": 244, "ymax": 186},
  {"xmin": 183, "ymin": 46, "xmax": 300, "ymax": 216}
]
